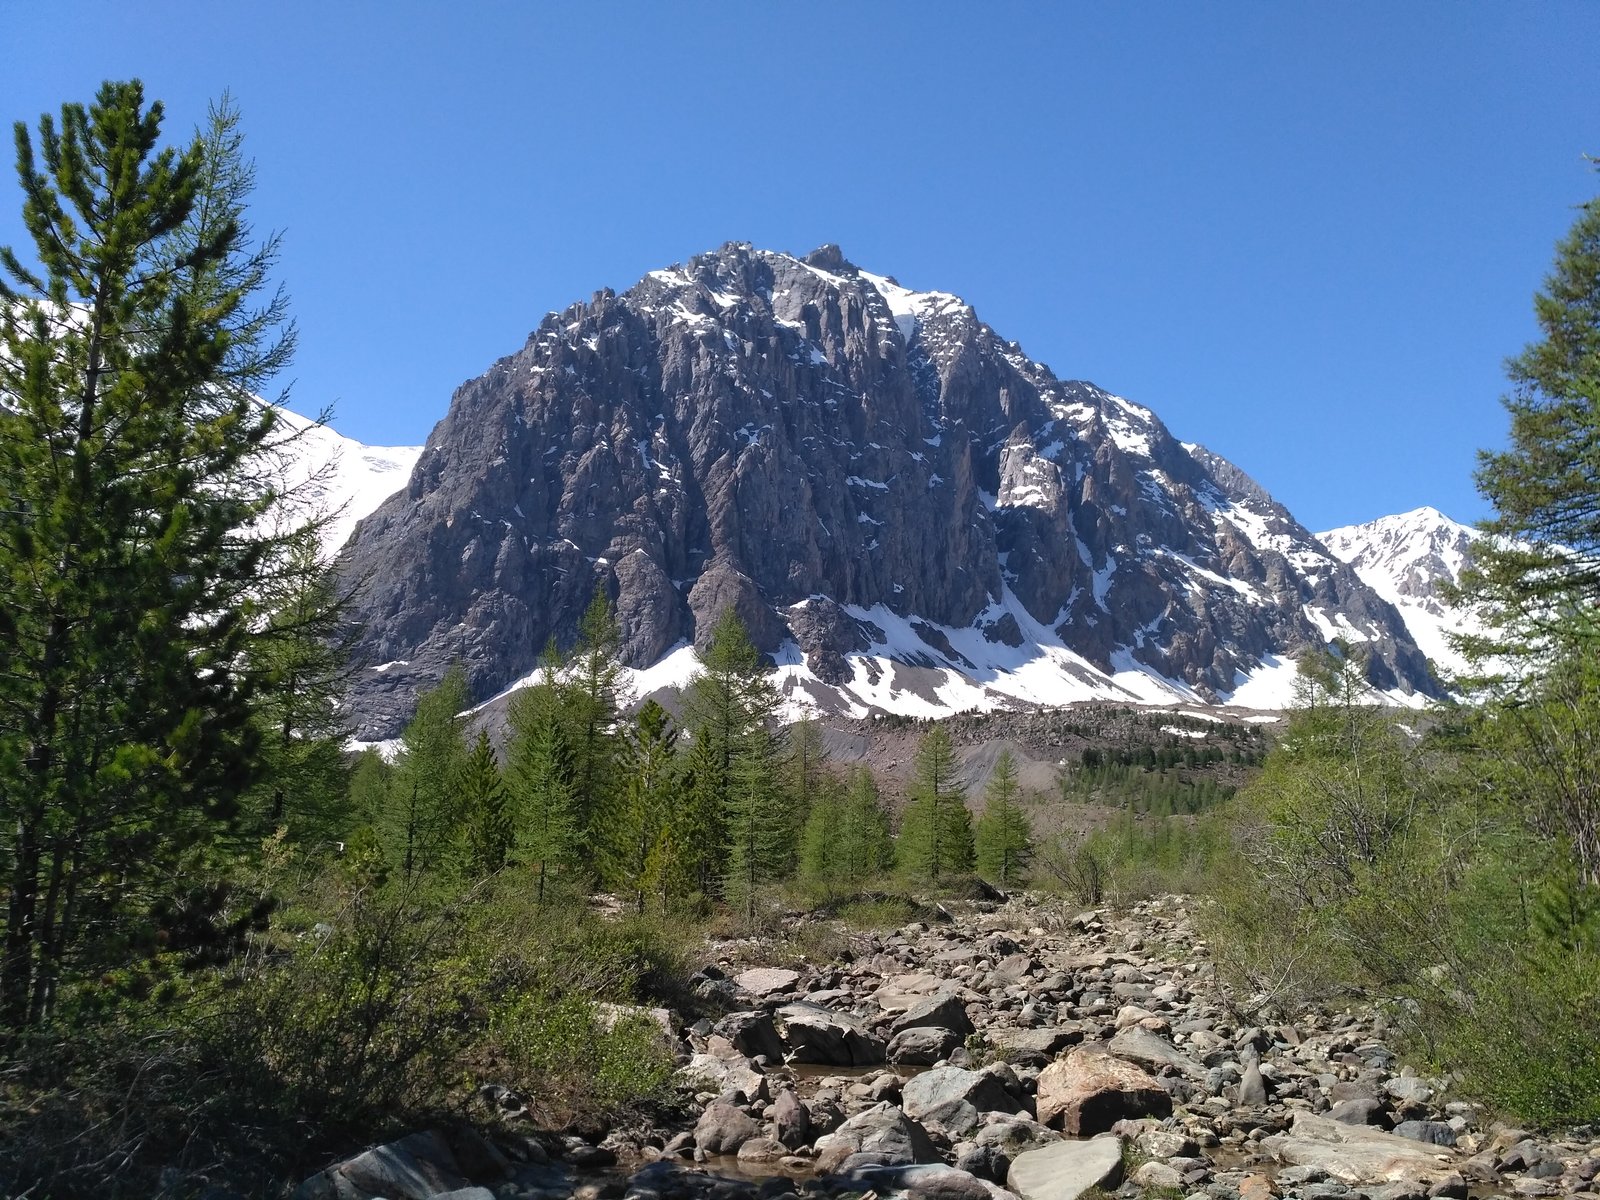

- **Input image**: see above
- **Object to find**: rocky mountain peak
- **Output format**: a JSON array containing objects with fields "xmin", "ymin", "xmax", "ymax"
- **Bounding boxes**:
[{"xmin": 337, "ymin": 244, "xmax": 1442, "ymax": 738}]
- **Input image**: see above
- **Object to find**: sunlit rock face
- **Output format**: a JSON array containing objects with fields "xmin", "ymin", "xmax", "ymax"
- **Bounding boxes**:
[{"xmin": 339, "ymin": 242, "xmax": 1437, "ymax": 737}]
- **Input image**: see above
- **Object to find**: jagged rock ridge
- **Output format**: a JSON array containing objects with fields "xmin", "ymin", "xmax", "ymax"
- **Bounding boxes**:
[{"xmin": 339, "ymin": 243, "xmax": 1439, "ymax": 737}]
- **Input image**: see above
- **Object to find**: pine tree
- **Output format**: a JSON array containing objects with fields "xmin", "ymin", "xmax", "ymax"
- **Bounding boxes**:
[
  {"xmin": 781, "ymin": 715, "xmax": 827, "ymax": 872},
  {"xmin": 610, "ymin": 700, "xmax": 682, "ymax": 912},
  {"xmin": 897, "ymin": 726, "xmax": 974, "ymax": 882},
  {"xmin": 0, "ymin": 81, "xmax": 291, "ymax": 1027},
  {"xmin": 387, "ymin": 666, "xmax": 470, "ymax": 879},
  {"xmin": 723, "ymin": 725, "xmax": 789, "ymax": 926},
  {"xmin": 558, "ymin": 587, "xmax": 624, "ymax": 868},
  {"xmin": 461, "ymin": 730, "xmax": 511, "ymax": 875},
  {"xmin": 975, "ymin": 750, "xmax": 1035, "ymax": 887},
  {"xmin": 800, "ymin": 767, "xmax": 894, "ymax": 892},
  {"xmin": 1464, "ymin": 167, "xmax": 1600, "ymax": 663},
  {"xmin": 505, "ymin": 669, "xmax": 578, "ymax": 907},
  {"xmin": 680, "ymin": 609, "xmax": 780, "ymax": 897}
]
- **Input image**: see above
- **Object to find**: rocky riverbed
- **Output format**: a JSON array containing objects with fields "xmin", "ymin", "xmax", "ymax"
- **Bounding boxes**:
[{"xmin": 294, "ymin": 895, "xmax": 1600, "ymax": 1200}]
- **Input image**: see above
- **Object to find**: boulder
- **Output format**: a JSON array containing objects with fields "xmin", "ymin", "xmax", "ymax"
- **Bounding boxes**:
[
  {"xmin": 1105, "ymin": 1026, "xmax": 1203, "ymax": 1079},
  {"xmin": 772, "ymin": 1087, "xmax": 811, "ymax": 1149},
  {"xmin": 903, "ymin": 1066, "xmax": 1017, "ymax": 1126},
  {"xmin": 693, "ymin": 1100, "xmax": 761, "ymax": 1154},
  {"xmin": 292, "ymin": 1130, "xmax": 470, "ymax": 1200},
  {"xmin": 889, "ymin": 1025, "xmax": 965, "ymax": 1065},
  {"xmin": 1034, "ymin": 1047, "xmax": 1171, "ymax": 1135},
  {"xmin": 679, "ymin": 1052, "xmax": 768, "ymax": 1103},
  {"xmin": 733, "ymin": 967, "xmax": 801, "ymax": 997},
  {"xmin": 778, "ymin": 1001, "xmax": 886, "ymax": 1065},
  {"xmin": 1005, "ymin": 1135, "xmax": 1125, "ymax": 1200},
  {"xmin": 873, "ymin": 973, "xmax": 948, "ymax": 1012},
  {"xmin": 987, "ymin": 1027, "xmax": 1084, "ymax": 1060},
  {"xmin": 813, "ymin": 1104, "xmax": 941, "ymax": 1173},
  {"xmin": 713, "ymin": 1011, "xmax": 786, "ymax": 1063},
  {"xmin": 892, "ymin": 991, "xmax": 976, "ymax": 1037},
  {"xmin": 1263, "ymin": 1111, "xmax": 1457, "ymax": 1187}
]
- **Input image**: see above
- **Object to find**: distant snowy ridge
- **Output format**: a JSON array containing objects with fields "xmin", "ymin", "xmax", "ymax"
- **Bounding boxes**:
[
  {"xmin": 263, "ymin": 405, "xmax": 422, "ymax": 556},
  {"xmin": 1318, "ymin": 506, "xmax": 1482, "ymax": 680}
]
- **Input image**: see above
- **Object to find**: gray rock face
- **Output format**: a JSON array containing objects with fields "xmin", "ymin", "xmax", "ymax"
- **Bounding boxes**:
[
  {"xmin": 901, "ymin": 1066, "xmax": 1019, "ymax": 1137},
  {"xmin": 892, "ymin": 991, "xmax": 976, "ymax": 1037},
  {"xmin": 337, "ymin": 242, "xmax": 1443, "ymax": 737},
  {"xmin": 778, "ymin": 1001, "xmax": 886, "ymax": 1065},
  {"xmin": 292, "ymin": 1130, "xmax": 470, "ymax": 1200},
  {"xmin": 1005, "ymin": 1136, "xmax": 1125, "ymax": 1200},
  {"xmin": 813, "ymin": 1104, "xmax": 941, "ymax": 1173},
  {"xmin": 693, "ymin": 1100, "xmax": 761, "ymax": 1154}
]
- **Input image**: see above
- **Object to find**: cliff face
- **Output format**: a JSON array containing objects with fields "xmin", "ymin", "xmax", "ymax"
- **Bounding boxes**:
[{"xmin": 339, "ymin": 243, "xmax": 1437, "ymax": 737}]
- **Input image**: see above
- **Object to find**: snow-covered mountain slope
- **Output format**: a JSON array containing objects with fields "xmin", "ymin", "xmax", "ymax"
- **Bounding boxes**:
[
  {"xmin": 339, "ymin": 242, "xmax": 1446, "ymax": 736},
  {"xmin": 1318, "ymin": 506, "xmax": 1481, "ymax": 680},
  {"xmin": 264, "ymin": 405, "xmax": 422, "ymax": 556}
]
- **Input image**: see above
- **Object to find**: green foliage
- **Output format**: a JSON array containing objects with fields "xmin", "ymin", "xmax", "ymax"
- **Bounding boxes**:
[
  {"xmin": 975, "ymin": 750, "xmax": 1034, "ymax": 887},
  {"xmin": 0, "ymin": 80, "xmax": 305, "ymax": 1028},
  {"xmin": 681, "ymin": 608, "xmax": 783, "ymax": 897},
  {"xmin": 1463, "ymin": 167, "xmax": 1600, "ymax": 665},
  {"xmin": 504, "ymin": 666, "xmax": 579, "ymax": 907},
  {"xmin": 557, "ymin": 588, "xmax": 623, "ymax": 875},
  {"xmin": 461, "ymin": 729, "xmax": 511, "ymax": 874},
  {"xmin": 723, "ymin": 726, "xmax": 790, "ymax": 926},
  {"xmin": 609, "ymin": 700, "xmax": 687, "ymax": 911},
  {"xmin": 799, "ymin": 766, "xmax": 895, "ymax": 893},
  {"xmin": 897, "ymin": 725, "xmax": 974, "ymax": 881},
  {"xmin": 384, "ymin": 665, "xmax": 470, "ymax": 880}
]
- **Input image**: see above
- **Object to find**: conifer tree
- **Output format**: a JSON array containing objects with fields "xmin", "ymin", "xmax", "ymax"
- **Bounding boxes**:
[
  {"xmin": 975, "ymin": 750, "xmax": 1035, "ymax": 887},
  {"xmin": 781, "ymin": 715, "xmax": 827, "ymax": 871},
  {"xmin": 387, "ymin": 666, "xmax": 470, "ymax": 879},
  {"xmin": 610, "ymin": 700, "xmax": 682, "ymax": 911},
  {"xmin": 0, "ymin": 82, "xmax": 291, "ymax": 1026},
  {"xmin": 1465, "ymin": 168, "xmax": 1600, "ymax": 663},
  {"xmin": 723, "ymin": 725, "xmax": 789, "ymax": 925},
  {"xmin": 242, "ymin": 529, "xmax": 354, "ymax": 844},
  {"xmin": 800, "ymin": 767, "xmax": 894, "ymax": 892},
  {"xmin": 897, "ymin": 726, "xmax": 974, "ymax": 881},
  {"xmin": 680, "ymin": 609, "xmax": 779, "ymax": 896},
  {"xmin": 462, "ymin": 730, "xmax": 511, "ymax": 875},
  {"xmin": 559, "ymin": 587, "xmax": 624, "ymax": 866},
  {"xmin": 505, "ymin": 667, "xmax": 578, "ymax": 907}
]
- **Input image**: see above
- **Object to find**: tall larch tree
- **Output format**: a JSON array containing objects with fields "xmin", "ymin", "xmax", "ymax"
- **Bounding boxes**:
[
  {"xmin": 680, "ymin": 609, "xmax": 779, "ymax": 897},
  {"xmin": 975, "ymin": 750, "xmax": 1034, "ymax": 887},
  {"xmin": 505, "ymin": 662, "xmax": 578, "ymax": 907},
  {"xmin": 897, "ymin": 725, "xmax": 973, "ymax": 882},
  {"xmin": 559, "ymin": 587, "xmax": 624, "ymax": 867}
]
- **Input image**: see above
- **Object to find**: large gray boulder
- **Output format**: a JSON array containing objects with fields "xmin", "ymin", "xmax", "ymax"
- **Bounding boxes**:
[
  {"xmin": 292, "ymin": 1130, "xmax": 470, "ymax": 1200},
  {"xmin": 813, "ymin": 1104, "xmax": 941, "ymax": 1173},
  {"xmin": 693, "ymin": 1100, "xmax": 761, "ymax": 1155},
  {"xmin": 1005, "ymin": 1136, "xmax": 1125, "ymax": 1200},
  {"xmin": 900, "ymin": 1065, "xmax": 1018, "ymax": 1138},
  {"xmin": 888, "ymin": 1024, "xmax": 965, "ymax": 1065},
  {"xmin": 778, "ymin": 1001, "xmax": 886, "ymax": 1065},
  {"xmin": 892, "ymin": 991, "xmax": 975, "ymax": 1037},
  {"xmin": 1262, "ymin": 1112, "xmax": 1458, "ymax": 1187}
]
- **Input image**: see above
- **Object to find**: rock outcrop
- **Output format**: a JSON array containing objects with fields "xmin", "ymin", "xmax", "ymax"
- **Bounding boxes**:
[{"xmin": 337, "ymin": 243, "xmax": 1441, "ymax": 736}]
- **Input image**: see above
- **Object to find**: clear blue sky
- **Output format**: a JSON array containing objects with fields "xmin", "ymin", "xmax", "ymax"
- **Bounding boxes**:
[{"xmin": 3, "ymin": 3, "xmax": 1596, "ymax": 531}]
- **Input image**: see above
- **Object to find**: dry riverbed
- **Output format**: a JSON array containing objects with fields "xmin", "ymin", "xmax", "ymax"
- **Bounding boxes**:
[{"xmin": 293, "ymin": 896, "xmax": 1600, "ymax": 1200}]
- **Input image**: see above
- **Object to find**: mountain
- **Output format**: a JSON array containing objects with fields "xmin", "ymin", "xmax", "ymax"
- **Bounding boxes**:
[
  {"xmin": 337, "ymin": 242, "xmax": 1441, "ymax": 738},
  {"xmin": 265, "ymin": 405, "xmax": 422, "ymax": 556},
  {"xmin": 1317, "ymin": 506, "xmax": 1481, "ymax": 679}
]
